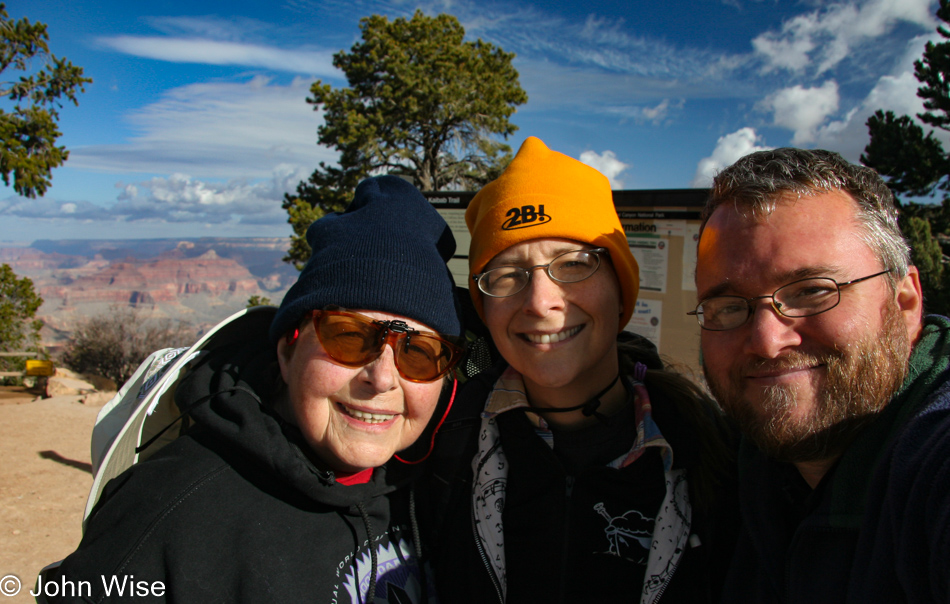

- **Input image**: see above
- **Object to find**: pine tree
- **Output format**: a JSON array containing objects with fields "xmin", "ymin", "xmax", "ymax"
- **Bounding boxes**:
[
  {"xmin": 283, "ymin": 11, "xmax": 527, "ymax": 267},
  {"xmin": 862, "ymin": 0, "xmax": 950, "ymax": 313},
  {"xmin": 0, "ymin": 4, "xmax": 91, "ymax": 197}
]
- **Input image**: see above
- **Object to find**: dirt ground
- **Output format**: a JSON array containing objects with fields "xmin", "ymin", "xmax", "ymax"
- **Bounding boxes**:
[{"xmin": 0, "ymin": 386, "xmax": 100, "ymax": 603}]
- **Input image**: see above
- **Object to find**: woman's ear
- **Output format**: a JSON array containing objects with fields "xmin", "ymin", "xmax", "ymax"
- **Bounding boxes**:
[{"xmin": 276, "ymin": 335, "xmax": 295, "ymax": 383}]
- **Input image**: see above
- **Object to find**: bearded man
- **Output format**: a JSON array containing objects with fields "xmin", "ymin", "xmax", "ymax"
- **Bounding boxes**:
[{"xmin": 692, "ymin": 147, "xmax": 950, "ymax": 603}]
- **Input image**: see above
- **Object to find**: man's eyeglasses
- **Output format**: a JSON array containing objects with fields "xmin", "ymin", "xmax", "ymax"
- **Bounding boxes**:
[
  {"xmin": 310, "ymin": 308, "xmax": 463, "ymax": 382},
  {"xmin": 688, "ymin": 269, "xmax": 894, "ymax": 331},
  {"xmin": 472, "ymin": 248, "xmax": 607, "ymax": 298}
]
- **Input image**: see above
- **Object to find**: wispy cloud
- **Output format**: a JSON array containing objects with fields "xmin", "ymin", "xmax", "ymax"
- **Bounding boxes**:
[
  {"xmin": 69, "ymin": 75, "xmax": 333, "ymax": 179},
  {"xmin": 692, "ymin": 128, "xmax": 773, "ymax": 187},
  {"xmin": 0, "ymin": 164, "xmax": 303, "ymax": 229},
  {"xmin": 323, "ymin": 0, "xmax": 751, "ymax": 99},
  {"xmin": 144, "ymin": 15, "xmax": 277, "ymax": 41},
  {"xmin": 468, "ymin": 8, "xmax": 745, "ymax": 82},
  {"xmin": 589, "ymin": 98, "xmax": 686, "ymax": 125},
  {"xmin": 516, "ymin": 59, "xmax": 752, "ymax": 117},
  {"xmin": 99, "ymin": 36, "xmax": 336, "ymax": 74},
  {"xmin": 753, "ymin": 0, "xmax": 936, "ymax": 75},
  {"xmin": 13, "ymin": 75, "xmax": 332, "ymax": 234},
  {"xmin": 641, "ymin": 99, "xmax": 684, "ymax": 124},
  {"xmin": 97, "ymin": 2, "xmax": 736, "ymax": 122},
  {"xmin": 0, "ymin": 198, "xmax": 114, "ymax": 221}
]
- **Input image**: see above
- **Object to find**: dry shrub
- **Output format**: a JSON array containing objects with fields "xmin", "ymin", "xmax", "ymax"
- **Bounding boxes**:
[{"xmin": 62, "ymin": 306, "xmax": 195, "ymax": 386}]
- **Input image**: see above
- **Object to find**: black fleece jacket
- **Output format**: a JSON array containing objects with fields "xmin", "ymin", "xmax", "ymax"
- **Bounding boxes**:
[
  {"xmin": 44, "ymin": 311, "xmax": 433, "ymax": 604},
  {"xmin": 423, "ymin": 343, "xmax": 739, "ymax": 604}
]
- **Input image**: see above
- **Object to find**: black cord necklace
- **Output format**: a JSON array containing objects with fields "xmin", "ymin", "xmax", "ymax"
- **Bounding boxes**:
[{"xmin": 523, "ymin": 373, "xmax": 621, "ymax": 423}]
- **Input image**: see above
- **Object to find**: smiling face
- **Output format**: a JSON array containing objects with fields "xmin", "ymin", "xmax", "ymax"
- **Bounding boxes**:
[
  {"xmin": 481, "ymin": 238, "xmax": 623, "ymax": 404},
  {"xmin": 276, "ymin": 309, "xmax": 445, "ymax": 472},
  {"xmin": 696, "ymin": 190, "xmax": 923, "ymax": 464}
]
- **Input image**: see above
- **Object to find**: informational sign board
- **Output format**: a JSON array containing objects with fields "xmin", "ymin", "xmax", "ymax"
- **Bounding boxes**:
[{"xmin": 426, "ymin": 189, "xmax": 707, "ymax": 376}]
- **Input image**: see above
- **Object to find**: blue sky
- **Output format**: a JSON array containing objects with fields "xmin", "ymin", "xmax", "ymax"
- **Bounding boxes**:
[{"xmin": 0, "ymin": 0, "xmax": 941, "ymax": 242}]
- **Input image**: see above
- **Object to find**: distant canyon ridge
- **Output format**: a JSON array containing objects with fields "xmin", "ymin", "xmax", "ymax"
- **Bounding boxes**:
[{"xmin": 0, "ymin": 238, "xmax": 299, "ymax": 351}]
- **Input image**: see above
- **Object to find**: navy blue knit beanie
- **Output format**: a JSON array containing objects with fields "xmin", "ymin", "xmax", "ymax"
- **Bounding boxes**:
[{"xmin": 269, "ymin": 175, "xmax": 461, "ymax": 344}]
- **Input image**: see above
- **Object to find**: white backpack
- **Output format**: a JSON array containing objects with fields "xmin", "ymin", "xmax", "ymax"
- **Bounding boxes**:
[{"xmin": 83, "ymin": 305, "xmax": 276, "ymax": 529}]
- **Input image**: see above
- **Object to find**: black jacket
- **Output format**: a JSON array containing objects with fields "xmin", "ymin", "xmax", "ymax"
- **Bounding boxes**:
[
  {"xmin": 424, "ymin": 349, "xmax": 739, "ymax": 604},
  {"xmin": 720, "ymin": 315, "xmax": 950, "ymax": 604},
  {"xmin": 44, "ymin": 312, "xmax": 433, "ymax": 604}
]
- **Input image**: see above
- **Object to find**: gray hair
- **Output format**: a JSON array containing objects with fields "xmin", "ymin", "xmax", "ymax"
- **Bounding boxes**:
[{"xmin": 701, "ymin": 147, "xmax": 911, "ymax": 280}]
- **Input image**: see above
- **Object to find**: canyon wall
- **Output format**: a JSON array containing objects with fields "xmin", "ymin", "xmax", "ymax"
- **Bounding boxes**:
[{"xmin": 0, "ymin": 238, "xmax": 299, "ymax": 349}]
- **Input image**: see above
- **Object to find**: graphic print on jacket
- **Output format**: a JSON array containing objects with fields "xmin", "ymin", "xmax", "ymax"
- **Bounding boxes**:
[
  {"xmin": 595, "ymin": 502, "xmax": 655, "ymax": 562},
  {"xmin": 337, "ymin": 532, "xmax": 434, "ymax": 603}
]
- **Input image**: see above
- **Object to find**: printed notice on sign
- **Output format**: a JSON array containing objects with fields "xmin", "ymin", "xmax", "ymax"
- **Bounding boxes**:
[
  {"xmin": 628, "ymin": 236, "xmax": 669, "ymax": 293},
  {"xmin": 626, "ymin": 299, "xmax": 662, "ymax": 349},
  {"xmin": 436, "ymin": 208, "xmax": 471, "ymax": 257},
  {"xmin": 682, "ymin": 224, "xmax": 700, "ymax": 291}
]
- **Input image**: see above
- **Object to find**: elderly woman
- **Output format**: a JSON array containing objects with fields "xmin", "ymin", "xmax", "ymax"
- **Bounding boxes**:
[
  {"xmin": 45, "ymin": 176, "xmax": 463, "ymax": 603},
  {"xmin": 428, "ymin": 138, "xmax": 736, "ymax": 603}
]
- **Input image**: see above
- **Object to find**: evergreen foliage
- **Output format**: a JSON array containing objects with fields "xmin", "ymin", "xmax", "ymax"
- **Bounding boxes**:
[
  {"xmin": 903, "ymin": 216, "xmax": 947, "ymax": 311},
  {"xmin": 246, "ymin": 294, "xmax": 272, "ymax": 308},
  {"xmin": 862, "ymin": 0, "xmax": 950, "ymax": 314},
  {"xmin": 0, "ymin": 263, "xmax": 43, "ymax": 382},
  {"xmin": 283, "ymin": 10, "xmax": 527, "ymax": 267},
  {"xmin": 0, "ymin": 4, "xmax": 91, "ymax": 197}
]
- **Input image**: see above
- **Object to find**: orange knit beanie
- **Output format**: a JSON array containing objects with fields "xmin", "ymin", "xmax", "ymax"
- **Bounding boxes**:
[{"xmin": 465, "ymin": 136, "xmax": 639, "ymax": 328}]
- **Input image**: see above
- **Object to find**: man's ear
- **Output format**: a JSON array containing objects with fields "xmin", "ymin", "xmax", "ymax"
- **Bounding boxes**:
[{"xmin": 896, "ymin": 266, "xmax": 924, "ymax": 342}]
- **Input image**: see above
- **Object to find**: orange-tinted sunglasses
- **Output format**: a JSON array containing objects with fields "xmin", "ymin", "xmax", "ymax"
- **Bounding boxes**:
[{"xmin": 306, "ymin": 307, "xmax": 463, "ymax": 383}]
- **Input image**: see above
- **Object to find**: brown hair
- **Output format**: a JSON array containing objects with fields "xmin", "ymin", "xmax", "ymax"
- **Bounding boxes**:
[
  {"xmin": 618, "ymin": 337, "xmax": 735, "ymax": 512},
  {"xmin": 702, "ymin": 147, "xmax": 910, "ymax": 285}
]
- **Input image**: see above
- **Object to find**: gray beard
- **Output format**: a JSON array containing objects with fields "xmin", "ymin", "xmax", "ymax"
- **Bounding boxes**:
[{"xmin": 706, "ymin": 302, "xmax": 911, "ymax": 463}]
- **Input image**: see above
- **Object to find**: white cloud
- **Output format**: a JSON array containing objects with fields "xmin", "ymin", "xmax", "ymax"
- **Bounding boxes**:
[
  {"xmin": 753, "ymin": 16, "xmax": 817, "ymax": 73},
  {"xmin": 10, "ymin": 76, "xmax": 334, "ymax": 233},
  {"xmin": 69, "ymin": 76, "xmax": 335, "ymax": 180},
  {"xmin": 759, "ymin": 81, "xmax": 840, "ymax": 144},
  {"xmin": 442, "ymin": 1, "xmax": 748, "ymax": 83},
  {"xmin": 111, "ymin": 166, "xmax": 307, "ymax": 225},
  {"xmin": 692, "ymin": 128, "xmax": 773, "ymax": 187},
  {"xmin": 516, "ymin": 59, "xmax": 750, "ymax": 117},
  {"xmin": 145, "ymin": 15, "xmax": 275, "ymax": 41},
  {"xmin": 0, "ymin": 165, "xmax": 306, "ymax": 227},
  {"xmin": 753, "ymin": 0, "xmax": 936, "ymax": 75},
  {"xmin": 801, "ymin": 34, "xmax": 950, "ymax": 162},
  {"xmin": 641, "ymin": 99, "xmax": 682, "ymax": 124},
  {"xmin": 810, "ymin": 71, "xmax": 924, "ymax": 161},
  {"xmin": 579, "ymin": 150, "xmax": 630, "ymax": 188},
  {"xmin": 0, "ymin": 197, "xmax": 114, "ymax": 221},
  {"xmin": 99, "ymin": 36, "xmax": 337, "ymax": 75},
  {"xmin": 101, "ymin": 1, "xmax": 751, "ymax": 128}
]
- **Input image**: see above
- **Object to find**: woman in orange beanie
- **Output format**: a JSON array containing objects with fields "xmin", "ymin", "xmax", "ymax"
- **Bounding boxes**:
[{"xmin": 426, "ymin": 137, "xmax": 737, "ymax": 603}]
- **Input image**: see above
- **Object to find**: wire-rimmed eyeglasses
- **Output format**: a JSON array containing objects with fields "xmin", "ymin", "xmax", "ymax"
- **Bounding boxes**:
[
  {"xmin": 472, "ymin": 248, "xmax": 608, "ymax": 298},
  {"xmin": 687, "ymin": 269, "xmax": 894, "ymax": 331}
]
